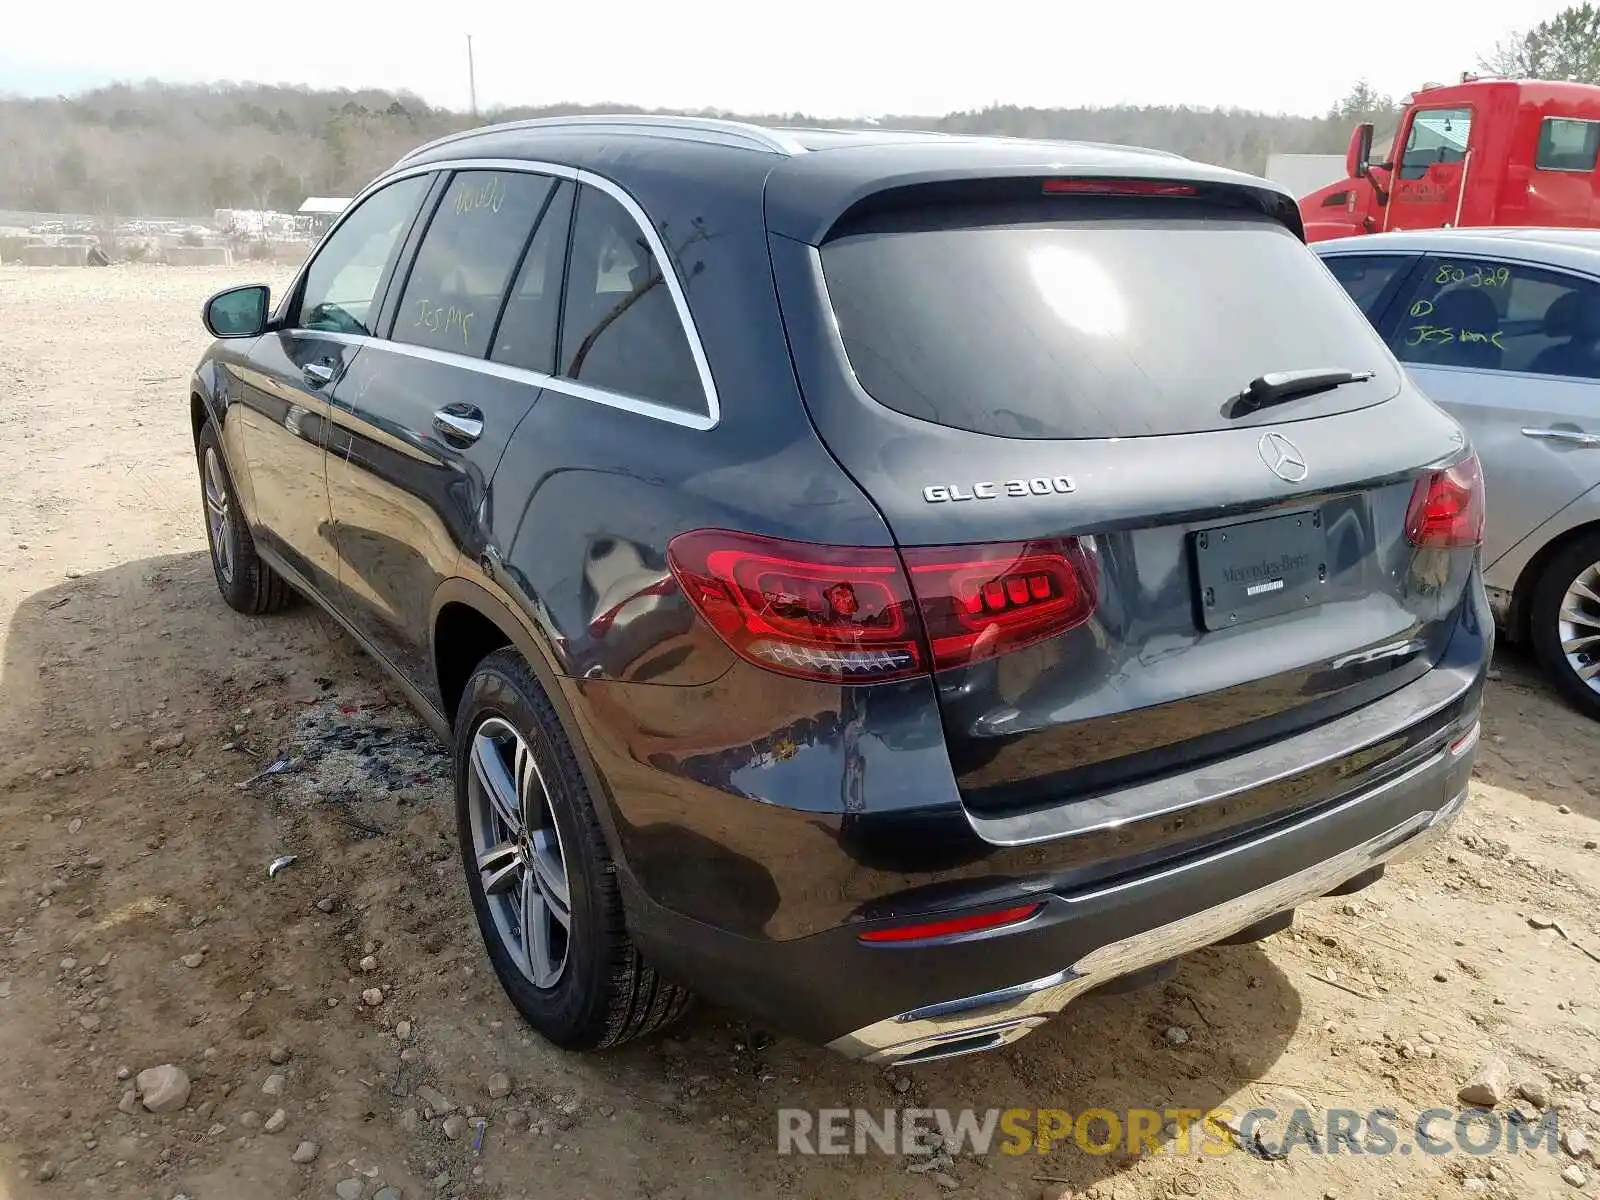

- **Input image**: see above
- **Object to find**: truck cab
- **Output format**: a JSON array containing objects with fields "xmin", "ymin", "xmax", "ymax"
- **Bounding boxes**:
[{"xmin": 1303, "ymin": 78, "xmax": 1600, "ymax": 242}]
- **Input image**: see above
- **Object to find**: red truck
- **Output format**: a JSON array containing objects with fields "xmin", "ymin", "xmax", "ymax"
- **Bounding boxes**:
[{"xmin": 1301, "ymin": 77, "xmax": 1600, "ymax": 242}]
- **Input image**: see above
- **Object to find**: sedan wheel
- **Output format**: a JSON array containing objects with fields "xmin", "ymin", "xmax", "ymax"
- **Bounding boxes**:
[
  {"xmin": 1530, "ymin": 530, "xmax": 1600, "ymax": 722},
  {"xmin": 1556, "ymin": 558, "xmax": 1600, "ymax": 695},
  {"xmin": 466, "ymin": 717, "xmax": 572, "ymax": 989}
]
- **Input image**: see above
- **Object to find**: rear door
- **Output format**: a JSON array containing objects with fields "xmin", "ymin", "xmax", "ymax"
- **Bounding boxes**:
[
  {"xmin": 324, "ymin": 169, "xmax": 573, "ymax": 700},
  {"xmin": 1379, "ymin": 252, "xmax": 1600, "ymax": 569},
  {"xmin": 771, "ymin": 188, "xmax": 1474, "ymax": 812}
]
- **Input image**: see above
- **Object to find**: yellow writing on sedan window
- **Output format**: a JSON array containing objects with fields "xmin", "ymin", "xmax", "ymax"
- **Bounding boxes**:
[
  {"xmin": 453, "ymin": 176, "xmax": 506, "ymax": 217},
  {"xmin": 1405, "ymin": 324, "xmax": 1506, "ymax": 349},
  {"xmin": 414, "ymin": 298, "xmax": 475, "ymax": 351},
  {"xmin": 1433, "ymin": 263, "xmax": 1511, "ymax": 288}
]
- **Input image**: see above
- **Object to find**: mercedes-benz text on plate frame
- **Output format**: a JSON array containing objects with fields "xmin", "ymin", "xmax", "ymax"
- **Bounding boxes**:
[
  {"xmin": 923, "ymin": 476, "xmax": 1077, "ymax": 503},
  {"xmin": 1257, "ymin": 432, "xmax": 1309, "ymax": 484}
]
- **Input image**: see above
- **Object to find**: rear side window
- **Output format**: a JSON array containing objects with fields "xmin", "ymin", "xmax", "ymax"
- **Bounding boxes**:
[
  {"xmin": 491, "ymin": 182, "xmax": 575, "ymax": 374},
  {"xmin": 395, "ymin": 170, "xmax": 555, "ymax": 358},
  {"xmin": 1390, "ymin": 256, "xmax": 1600, "ymax": 379},
  {"xmin": 1322, "ymin": 254, "xmax": 1411, "ymax": 319},
  {"xmin": 1537, "ymin": 118, "xmax": 1600, "ymax": 172},
  {"xmin": 819, "ymin": 201, "xmax": 1398, "ymax": 439},
  {"xmin": 558, "ymin": 184, "xmax": 705, "ymax": 414}
]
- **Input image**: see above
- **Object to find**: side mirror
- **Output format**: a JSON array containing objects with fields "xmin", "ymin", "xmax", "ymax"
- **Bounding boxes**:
[
  {"xmin": 203, "ymin": 284, "xmax": 270, "ymax": 338},
  {"xmin": 1347, "ymin": 123, "xmax": 1375, "ymax": 181}
]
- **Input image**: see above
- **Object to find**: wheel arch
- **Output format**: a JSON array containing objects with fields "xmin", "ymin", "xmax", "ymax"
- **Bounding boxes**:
[
  {"xmin": 430, "ymin": 578, "xmax": 632, "ymax": 864},
  {"xmin": 1507, "ymin": 517, "xmax": 1600, "ymax": 644},
  {"xmin": 191, "ymin": 392, "xmax": 211, "ymax": 443}
]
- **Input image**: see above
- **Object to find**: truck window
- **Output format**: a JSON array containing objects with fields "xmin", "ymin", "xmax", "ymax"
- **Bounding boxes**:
[
  {"xmin": 1537, "ymin": 118, "xmax": 1600, "ymax": 172},
  {"xmin": 1389, "ymin": 257, "xmax": 1600, "ymax": 380},
  {"xmin": 1399, "ymin": 108, "xmax": 1472, "ymax": 180}
]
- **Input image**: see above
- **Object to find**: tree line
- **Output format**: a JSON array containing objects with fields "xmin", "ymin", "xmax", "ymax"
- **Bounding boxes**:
[{"xmin": 0, "ymin": 82, "xmax": 1379, "ymax": 220}]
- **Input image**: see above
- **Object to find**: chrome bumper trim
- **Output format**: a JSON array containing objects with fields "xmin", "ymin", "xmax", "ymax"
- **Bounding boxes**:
[{"xmin": 828, "ymin": 777, "xmax": 1468, "ymax": 1065}]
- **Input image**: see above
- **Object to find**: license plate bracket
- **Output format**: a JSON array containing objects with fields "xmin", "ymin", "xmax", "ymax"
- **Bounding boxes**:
[{"xmin": 1193, "ymin": 508, "xmax": 1328, "ymax": 631}]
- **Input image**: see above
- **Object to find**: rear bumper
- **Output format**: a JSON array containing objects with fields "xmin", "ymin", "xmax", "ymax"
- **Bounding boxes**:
[
  {"xmin": 611, "ymin": 577, "xmax": 1490, "ymax": 1057},
  {"xmin": 625, "ymin": 698, "xmax": 1479, "ymax": 1058},
  {"xmin": 831, "ymin": 757, "xmax": 1469, "ymax": 1063}
]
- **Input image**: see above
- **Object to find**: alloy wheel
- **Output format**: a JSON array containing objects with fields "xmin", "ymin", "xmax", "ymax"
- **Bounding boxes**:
[
  {"xmin": 1558, "ymin": 558, "xmax": 1600, "ymax": 696},
  {"xmin": 466, "ymin": 717, "xmax": 572, "ymax": 987},
  {"xmin": 203, "ymin": 446, "xmax": 235, "ymax": 585}
]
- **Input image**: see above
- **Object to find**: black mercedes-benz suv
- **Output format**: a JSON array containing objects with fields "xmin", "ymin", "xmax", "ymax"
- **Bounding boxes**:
[{"xmin": 190, "ymin": 116, "xmax": 1488, "ymax": 1065}]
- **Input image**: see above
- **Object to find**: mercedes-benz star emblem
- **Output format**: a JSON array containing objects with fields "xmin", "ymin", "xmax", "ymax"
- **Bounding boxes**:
[{"xmin": 1257, "ymin": 431, "xmax": 1309, "ymax": 483}]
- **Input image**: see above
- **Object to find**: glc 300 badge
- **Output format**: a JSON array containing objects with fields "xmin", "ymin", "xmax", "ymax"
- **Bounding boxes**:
[{"xmin": 922, "ymin": 476, "xmax": 1076, "ymax": 503}]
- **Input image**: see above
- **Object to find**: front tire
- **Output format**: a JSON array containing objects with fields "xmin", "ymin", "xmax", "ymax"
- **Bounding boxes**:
[
  {"xmin": 1529, "ymin": 530, "xmax": 1600, "ymax": 722},
  {"xmin": 454, "ymin": 648, "xmax": 693, "ymax": 1049},
  {"xmin": 195, "ymin": 420, "xmax": 293, "ymax": 615}
]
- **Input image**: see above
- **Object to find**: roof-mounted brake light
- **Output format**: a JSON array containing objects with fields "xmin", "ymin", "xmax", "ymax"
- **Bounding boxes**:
[{"xmin": 1042, "ymin": 179, "xmax": 1199, "ymax": 197}]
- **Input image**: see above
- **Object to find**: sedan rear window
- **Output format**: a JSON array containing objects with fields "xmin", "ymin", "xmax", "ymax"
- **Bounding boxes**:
[{"xmin": 819, "ymin": 201, "xmax": 1398, "ymax": 439}]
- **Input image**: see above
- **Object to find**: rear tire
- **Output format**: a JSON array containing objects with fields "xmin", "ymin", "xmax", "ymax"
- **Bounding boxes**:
[
  {"xmin": 454, "ymin": 647, "xmax": 694, "ymax": 1050},
  {"xmin": 195, "ymin": 421, "xmax": 294, "ymax": 615},
  {"xmin": 1529, "ymin": 530, "xmax": 1600, "ymax": 722}
]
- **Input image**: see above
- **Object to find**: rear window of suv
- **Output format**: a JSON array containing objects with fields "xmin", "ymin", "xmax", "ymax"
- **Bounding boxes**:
[{"xmin": 819, "ymin": 200, "xmax": 1398, "ymax": 439}]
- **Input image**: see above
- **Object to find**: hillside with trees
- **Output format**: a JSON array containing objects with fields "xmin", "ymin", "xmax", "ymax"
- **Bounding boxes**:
[{"xmin": 0, "ymin": 81, "xmax": 1383, "ymax": 219}]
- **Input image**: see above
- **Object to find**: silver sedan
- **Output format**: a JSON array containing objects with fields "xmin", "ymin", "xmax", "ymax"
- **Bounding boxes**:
[{"xmin": 1316, "ymin": 228, "xmax": 1600, "ymax": 720}]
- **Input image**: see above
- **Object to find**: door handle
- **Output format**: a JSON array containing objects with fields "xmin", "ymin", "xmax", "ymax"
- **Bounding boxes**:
[
  {"xmin": 302, "ymin": 360, "xmax": 336, "ymax": 388},
  {"xmin": 433, "ymin": 405, "xmax": 485, "ymax": 444},
  {"xmin": 1522, "ymin": 426, "xmax": 1600, "ymax": 448}
]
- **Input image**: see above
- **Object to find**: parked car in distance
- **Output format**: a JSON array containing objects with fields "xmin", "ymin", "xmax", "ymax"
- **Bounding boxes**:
[
  {"xmin": 1316, "ymin": 228, "xmax": 1600, "ymax": 720},
  {"xmin": 189, "ymin": 116, "xmax": 1488, "ymax": 1066}
]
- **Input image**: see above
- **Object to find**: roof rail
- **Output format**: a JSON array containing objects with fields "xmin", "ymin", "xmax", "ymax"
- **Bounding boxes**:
[{"xmin": 396, "ymin": 114, "xmax": 807, "ymax": 165}]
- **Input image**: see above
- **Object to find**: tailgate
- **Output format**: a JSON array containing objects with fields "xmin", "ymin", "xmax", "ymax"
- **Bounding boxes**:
[{"xmin": 770, "ymin": 188, "xmax": 1477, "ymax": 814}]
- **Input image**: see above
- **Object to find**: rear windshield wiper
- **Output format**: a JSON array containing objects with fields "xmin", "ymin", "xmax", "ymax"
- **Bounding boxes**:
[{"xmin": 1227, "ymin": 368, "xmax": 1375, "ymax": 418}]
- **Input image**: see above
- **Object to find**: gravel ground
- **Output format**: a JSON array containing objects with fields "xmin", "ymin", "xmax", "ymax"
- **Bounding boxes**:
[{"xmin": 0, "ymin": 263, "xmax": 1598, "ymax": 1200}]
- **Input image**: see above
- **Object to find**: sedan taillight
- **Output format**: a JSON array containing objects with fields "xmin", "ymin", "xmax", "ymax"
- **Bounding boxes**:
[{"xmin": 666, "ymin": 530, "xmax": 1097, "ymax": 683}]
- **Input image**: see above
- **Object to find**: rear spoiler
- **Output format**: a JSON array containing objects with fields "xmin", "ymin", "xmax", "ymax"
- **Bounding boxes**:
[{"xmin": 763, "ymin": 149, "xmax": 1305, "ymax": 244}]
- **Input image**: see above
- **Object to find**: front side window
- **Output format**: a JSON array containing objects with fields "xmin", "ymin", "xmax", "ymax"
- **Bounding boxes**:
[
  {"xmin": 1537, "ymin": 117, "xmax": 1600, "ymax": 172},
  {"xmin": 1399, "ymin": 108, "xmax": 1472, "ymax": 180},
  {"xmin": 296, "ymin": 176, "xmax": 430, "ymax": 335},
  {"xmin": 558, "ymin": 184, "xmax": 705, "ymax": 414},
  {"xmin": 1322, "ymin": 254, "xmax": 1410, "ymax": 319},
  {"xmin": 1391, "ymin": 256, "xmax": 1600, "ymax": 379},
  {"xmin": 395, "ymin": 171, "xmax": 557, "ymax": 358}
]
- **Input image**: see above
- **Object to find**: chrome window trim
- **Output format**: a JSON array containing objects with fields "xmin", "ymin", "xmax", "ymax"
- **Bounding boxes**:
[
  {"xmin": 295, "ymin": 329, "xmax": 716, "ymax": 430},
  {"xmin": 278, "ymin": 156, "xmax": 721, "ymax": 431}
]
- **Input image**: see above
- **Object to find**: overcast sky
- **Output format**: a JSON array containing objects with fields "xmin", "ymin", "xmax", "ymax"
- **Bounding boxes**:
[{"xmin": 0, "ymin": 1, "xmax": 1564, "ymax": 118}]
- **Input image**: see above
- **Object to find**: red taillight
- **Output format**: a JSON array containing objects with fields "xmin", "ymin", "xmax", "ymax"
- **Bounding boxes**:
[
  {"xmin": 1042, "ymin": 178, "xmax": 1199, "ymax": 197},
  {"xmin": 666, "ymin": 530, "xmax": 1098, "ymax": 683},
  {"xmin": 1405, "ymin": 455, "xmax": 1485, "ymax": 549},
  {"xmin": 857, "ymin": 902, "xmax": 1044, "ymax": 944},
  {"xmin": 665, "ymin": 530, "xmax": 925, "ymax": 683},
  {"xmin": 902, "ymin": 540, "xmax": 1097, "ymax": 671}
]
